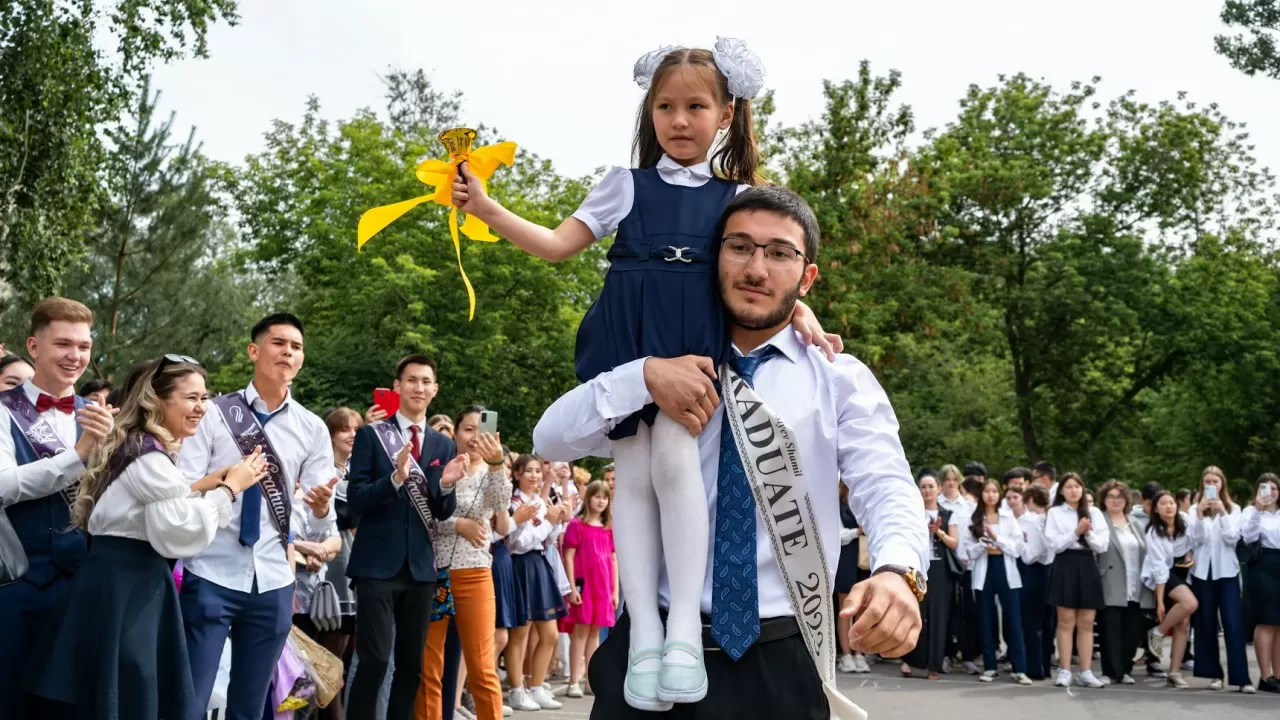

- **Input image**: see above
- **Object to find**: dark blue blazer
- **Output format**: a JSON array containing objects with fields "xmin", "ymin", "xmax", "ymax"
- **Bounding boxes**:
[{"xmin": 345, "ymin": 418, "xmax": 456, "ymax": 583}]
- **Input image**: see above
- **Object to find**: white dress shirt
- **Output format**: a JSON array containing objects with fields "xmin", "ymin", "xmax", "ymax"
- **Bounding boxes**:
[
  {"xmin": 570, "ymin": 154, "xmax": 749, "ymax": 241},
  {"xmin": 937, "ymin": 493, "xmax": 973, "ymax": 521},
  {"xmin": 0, "ymin": 380, "xmax": 84, "ymax": 508},
  {"xmin": 506, "ymin": 489, "xmax": 555, "ymax": 555},
  {"xmin": 90, "ymin": 451, "xmax": 232, "ymax": 557},
  {"xmin": 1241, "ymin": 506, "xmax": 1280, "ymax": 549},
  {"xmin": 177, "ymin": 382, "xmax": 336, "ymax": 593},
  {"xmin": 533, "ymin": 327, "xmax": 929, "ymax": 618},
  {"xmin": 1112, "ymin": 522, "xmax": 1144, "ymax": 603},
  {"xmin": 1045, "ymin": 504, "xmax": 1110, "ymax": 555},
  {"xmin": 1142, "ymin": 529, "xmax": 1193, "ymax": 590},
  {"xmin": 1018, "ymin": 511, "xmax": 1053, "ymax": 565},
  {"xmin": 959, "ymin": 511, "xmax": 1024, "ymax": 590},
  {"xmin": 1188, "ymin": 505, "xmax": 1242, "ymax": 581},
  {"xmin": 924, "ymin": 508, "xmax": 957, "ymax": 562}
]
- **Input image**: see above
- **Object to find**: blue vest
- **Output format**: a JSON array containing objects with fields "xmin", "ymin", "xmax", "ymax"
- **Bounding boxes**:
[{"xmin": 2, "ymin": 387, "xmax": 88, "ymax": 586}]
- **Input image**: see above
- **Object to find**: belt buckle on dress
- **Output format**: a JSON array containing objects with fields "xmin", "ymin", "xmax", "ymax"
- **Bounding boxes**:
[{"xmin": 663, "ymin": 246, "xmax": 694, "ymax": 263}]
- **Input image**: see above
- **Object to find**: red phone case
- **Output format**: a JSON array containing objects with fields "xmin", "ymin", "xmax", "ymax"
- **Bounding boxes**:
[{"xmin": 373, "ymin": 388, "xmax": 400, "ymax": 418}]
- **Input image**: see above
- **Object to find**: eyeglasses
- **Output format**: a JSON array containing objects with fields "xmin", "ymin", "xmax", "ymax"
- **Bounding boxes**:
[
  {"xmin": 159, "ymin": 353, "xmax": 200, "ymax": 370},
  {"xmin": 720, "ymin": 237, "xmax": 807, "ymax": 267}
]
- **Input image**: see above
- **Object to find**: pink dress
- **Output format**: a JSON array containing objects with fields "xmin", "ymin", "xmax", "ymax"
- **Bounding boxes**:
[{"xmin": 564, "ymin": 518, "xmax": 616, "ymax": 627}]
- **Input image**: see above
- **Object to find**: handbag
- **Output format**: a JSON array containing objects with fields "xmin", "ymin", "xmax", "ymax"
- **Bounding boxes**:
[
  {"xmin": 1237, "ymin": 537, "xmax": 1263, "ymax": 566},
  {"xmin": 0, "ymin": 508, "xmax": 28, "ymax": 587},
  {"xmin": 308, "ymin": 565, "xmax": 342, "ymax": 633}
]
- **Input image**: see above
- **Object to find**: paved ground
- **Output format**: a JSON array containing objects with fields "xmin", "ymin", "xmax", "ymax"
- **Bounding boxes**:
[{"xmin": 527, "ymin": 656, "xmax": 1280, "ymax": 720}]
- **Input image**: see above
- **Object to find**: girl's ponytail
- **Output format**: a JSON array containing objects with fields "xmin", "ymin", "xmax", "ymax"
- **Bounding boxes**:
[{"xmin": 712, "ymin": 96, "xmax": 763, "ymax": 186}]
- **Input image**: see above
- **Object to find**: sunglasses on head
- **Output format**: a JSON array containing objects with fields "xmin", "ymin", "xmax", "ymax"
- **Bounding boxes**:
[{"xmin": 158, "ymin": 353, "xmax": 200, "ymax": 370}]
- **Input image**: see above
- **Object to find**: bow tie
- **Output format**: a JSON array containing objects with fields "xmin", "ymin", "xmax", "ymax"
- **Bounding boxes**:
[{"xmin": 36, "ymin": 394, "xmax": 76, "ymax": 414}]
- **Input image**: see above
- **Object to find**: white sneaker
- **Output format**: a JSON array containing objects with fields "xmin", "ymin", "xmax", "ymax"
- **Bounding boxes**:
[
  {"xmin": 1168, "ymin": 672, "xmax": 1189, "ymax": 689},
  {"xmin": 1240, "ymin": 684, "xmax": 1257, "ymax": 694},
  {"xmin": 941, "ymin": 657, "xmax": 953, "ymax": 674},
  {"xmin": 838, "ymin": 654, "xmax": 857, "ymax": 673},
  {"xmin": 1182, "ymin": 660, "xmax": 1195, "ymax": 672},
  {"xmin": 566, "ymin": 682, "xmax": 584, "ymax": 699},
  {"xmin": 1013, "ymin": 673, "xmax": 1033, "ymax": 686},
  {"xmin": 1208, "ymin": 679, "xmax": 1224, "ymax": 691},
  {"xmin": 1098, "ymin": 675, "xmax": 1114, "ymax": 687},
  {"xmin": 1147, "ymin": 629, "xmax": 1165, "ymax": 659},
  {"xmin": 503, "ymin": 706, "xmax": 513, "ymax": 717},
  {"xmin": 509, "ymin": 688, "xmax": 540, "ymax": 712},
  {"xmin": 1121, "ymin": 674, "xmax": 1136, "ymax": 685},
  {"xmin": 853, "ymin": 654, "xmax": 871, "ymax": 673},
  {"xmin": 963, "ymin": 661, "xmax": 982, "ymax": 675},
  {"xmin": 530, "ymin": 686, "xmax": 562, "ymax": 710},
  {"xmin": 1055, "ymin": 669, "xmax": 1073, "ymax": 687},
  {"xmin": 1077, "ymin": 670, "xmax": 1105, "ymax": 688},
  {"xmin": 979, "ymin": 670, "xmax": 998, "ymax": 683}
]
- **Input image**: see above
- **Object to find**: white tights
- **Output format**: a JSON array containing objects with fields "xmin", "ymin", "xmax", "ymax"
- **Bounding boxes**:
[{"xmin": 611, "ymin": 413, "xmax": 707, "ymax": 666}]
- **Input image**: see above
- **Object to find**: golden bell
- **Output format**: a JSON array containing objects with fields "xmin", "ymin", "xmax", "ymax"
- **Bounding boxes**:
[{"xmin": 439, "ymin": 128, "xmax": 477, "ymax": 159}]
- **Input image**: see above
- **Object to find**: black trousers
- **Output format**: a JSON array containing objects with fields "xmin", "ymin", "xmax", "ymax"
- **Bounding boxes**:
[
  {"xmin": 1100, "ymin": 602, "xmax": 1143, "ymax": 680},
  {"xmin": 1018, "ymin": 561, "xmax": 1049, "ymax": 679},
  {"xmin": 349, "ymin": 568, "xmax": 436, "ymax": 720},
  {"xmin": 904, "ymin": 559, "xmax": 952, "ymax": 673},
  {"xmin": 948, "ymin": 571, "xmax": 980, "ymax": 662},
  {"xmin": 589, "ymin": 611, "xmax": 828, "ymax": 720}
]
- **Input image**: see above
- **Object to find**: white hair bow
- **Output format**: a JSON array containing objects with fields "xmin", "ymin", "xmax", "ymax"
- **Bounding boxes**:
[{"xmin": 631, "ymin": 37, "xmax": 766, "ymax": 100}]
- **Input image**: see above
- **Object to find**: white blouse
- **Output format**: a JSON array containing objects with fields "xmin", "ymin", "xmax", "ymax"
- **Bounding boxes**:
[
  {"xmin": 1018, "ymin": 512, "xmax": 1053, "ymax": 565},
  {"xmin": 506, "ymin": 489, "xmax": 557, "ymax": 555},
  {"xmin": 570, "ymin": 154, "xmax": 749, "ymax": 241},
  {"xmin": 1241, "ymin": 506, "xmax": 1280, "ymax": 550},
  {"xmin": 1045, "ymin": 504, "xmax": 1110, "ymax": 555},
  {"xmin": 1142, "ymin": 528, "xmax": 1193, "ymax": 590},
  {"xmin": 959, "ymin": 511, "xmax": 1024, "ymax": 590},
  {"xmin": 89, "ymin": 451, "xmax": 232, "ymax": 559},
  {"xmin": 1188, "ymin": 505, "xmax": 1242, "ymax": 580},
  {"xmin": 1112, "ymin": 523, "xmax": 1143, "ymax": 603},
  {"xmin": 431, "ymin": 467, "xmax": 513, "ymax": 570}
]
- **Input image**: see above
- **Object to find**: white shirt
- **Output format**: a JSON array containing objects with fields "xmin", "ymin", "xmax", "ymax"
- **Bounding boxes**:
[
  {"xmin": 1188, "ymin": 504, "xmax": 1242, "ymax": 580},
  {"xmin": 0, "ymin": 380, "xmax": 85, "ymax": 508},
  {"xmin": 1241, "ymin": 506, "xmax": 1280, "ymax": 550},
  {"xmin": 1142, "ymin": 528, "xmax": 1193, "ymax": 590},
  {"xmin": 1112, "ymin": 521, "xmax": 1143, "ymax": 603},
  {"xmin": 1045, "ymin": 504, "xmax": 1110, "ymax": 555},
  {"xmin": 506, "ymin": 489, "xmax": 556, "ymax": 555},
  {"xmin": 937, "ymin": 493, "xmax": 973, "ymax": 521},
  {"xmin": 1018, "ymin": 512, "xmax": 1053, "ymax": 565},
  {"xmin": 959, "ymin": 511, "xmax": 1023, "ymax": 590},
  {"xmin": 533, "ymin": 327, "xmax": 929, "ymax": 618},
  {"xmin": 291, "ymin": 490, "xmax": 340, "ymax": 613},
  {"xmin": 90, "ymin": 450, "xmax": 232, "ymax": 558},
  {"xmin": 570, "ymin": 154, "xmax": 749, "ymax": 241},
  {"xmin": 925, "ymin": 508, "xmax": 958, "ymax": 561},
  {"xmin": 177, "ymin": 382, "xmax": 336, "ymax": 593}
]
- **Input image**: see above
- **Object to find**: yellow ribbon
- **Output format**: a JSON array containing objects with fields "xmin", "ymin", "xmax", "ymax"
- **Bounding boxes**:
[{"xmin": 357, "ymin": 138, "xmax": 517, "ymax": 320}]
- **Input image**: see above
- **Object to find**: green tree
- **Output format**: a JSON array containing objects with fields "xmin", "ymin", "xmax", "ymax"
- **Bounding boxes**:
[
  {"xmin": 229, "ymin": 70, "xmax": 605, "ymax": 449},
  {"xmin": 0, "ymin": 0, "xmax": 238, "ymax": 302},
  {"xmin": 63, "ymin": 78, "xmax": 258, "ymax": 382},
  {"xmin": 1215, "ymin": 0, "xmax": 1280, "ymax": 79}
]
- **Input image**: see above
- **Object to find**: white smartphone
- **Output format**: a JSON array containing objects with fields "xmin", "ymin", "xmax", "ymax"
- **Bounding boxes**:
[
  {"xmin": 479, "ymin": 410, "xmax": 498, "ymax": 435},
  {"xmin": 1204, "ymin": 486, "xmax": 1218, "ymax": 500},
  {"xmin": 1260, "ymin": 484, "xmax": 1273, "ymax": 499}
]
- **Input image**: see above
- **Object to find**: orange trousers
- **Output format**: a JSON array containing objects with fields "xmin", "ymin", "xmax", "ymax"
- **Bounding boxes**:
[{"xmin": 415, "ymin": 567, "xmax": 503, "ymax": 720}]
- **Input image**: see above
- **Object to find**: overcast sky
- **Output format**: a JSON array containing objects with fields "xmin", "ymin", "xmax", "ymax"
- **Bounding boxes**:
[{"xmin": 149, "ymin": 0, "xmax": 1279, "ymax": 182}]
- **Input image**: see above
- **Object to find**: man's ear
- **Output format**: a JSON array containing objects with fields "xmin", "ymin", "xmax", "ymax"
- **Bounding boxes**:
[{"xmin": 798, "ymin": 263, "xmax": 820, "ymax": 297}]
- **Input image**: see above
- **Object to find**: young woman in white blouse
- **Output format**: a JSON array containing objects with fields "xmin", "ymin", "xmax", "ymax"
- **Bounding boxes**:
[
  {"xmin": 960, "ymin": 479, "xmax": 1033, "ymax": 685},
  {"xmin": 1016, "ymin": 485, "xmax": 1053, "ymax": 680},
  {"xmin": 1241, "ymin": 473, "xmax": 1280, "ymax": 693},
  {"xmin": 23, "ymin": 356, "xmax": 266, "ymax": 718},
  {"xmin": 1187, "ymin": 466, "xmax": 1253, "ymax": 692},
  {"xmin": 900, "ymin": 473, "xmax": 959, "ymax": 680},
  {"xmin": 1142, "ymin": 490, "xmax": 1199, "ymax": 689},
  {"xmin": 1044, "ymin": 472, "xmax": 1109, "ymax": 688},
  {"xmin": 1096, "ymin": 480, "xmax": 1152, "ymax": 685}
]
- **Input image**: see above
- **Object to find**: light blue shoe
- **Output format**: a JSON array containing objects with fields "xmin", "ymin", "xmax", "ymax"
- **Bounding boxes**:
[
  {"xmin": 624, "ymin": 648, "xmax": 674, "ymax": 711},
  {"xmin": 657, "ymin": 640, "xmax": 708, "ymax": 703}
]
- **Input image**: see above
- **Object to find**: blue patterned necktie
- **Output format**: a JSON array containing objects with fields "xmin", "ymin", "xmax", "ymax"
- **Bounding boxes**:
[
  {"xmin": 711, "ymin": 345, "xmax": 781, "ymax": 661},
  {"xmin": 238, "ymin": 405, "xmax": 274, "ymax": 547}
]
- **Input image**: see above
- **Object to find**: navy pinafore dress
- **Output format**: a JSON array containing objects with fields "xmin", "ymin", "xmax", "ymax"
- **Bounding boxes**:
[{"xmin": 574, "ymin": 167, "xmax": 738, "ymax": 440}]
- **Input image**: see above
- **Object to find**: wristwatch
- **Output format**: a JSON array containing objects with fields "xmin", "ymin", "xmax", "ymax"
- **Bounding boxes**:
[{"xmin": 874, "ymin": 564, "xmax": 927, "ymax": 601}]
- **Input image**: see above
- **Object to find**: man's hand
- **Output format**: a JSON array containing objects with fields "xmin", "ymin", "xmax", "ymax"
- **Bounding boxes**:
[
  {"xmin": 643, "ymin": 355, "xmax": 719, "ymax": 436},
  {"xmin": 441, "ymin": 455, "xmax": 470, "ymax": 489},
  {"xmin": 840, "ymin": 571, "xmax": 922, "ymax": 658},
  {"xmin": 73, "ymin": 403, "xmax": 115, "ymax": 462},
  {"xmin": 365, "ymin": 405, "xmax": 388, "ymax": 424},
  {"xmin": 393, "ymin": 443, "xmax": 412, "ymax": 485},
  {"xmin": 305, "ymin": 477, "xmax": 338, "ymax": 518}
]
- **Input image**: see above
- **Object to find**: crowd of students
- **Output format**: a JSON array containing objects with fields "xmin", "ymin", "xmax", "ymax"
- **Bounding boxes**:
[{"xmin": 833, "ymin": 462, "xmax": 1280, "ymax": 695}]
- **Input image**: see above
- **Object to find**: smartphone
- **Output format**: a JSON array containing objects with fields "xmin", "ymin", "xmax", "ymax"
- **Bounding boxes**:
[
  {"xmin": 479, "ymin": 410, "xmax": 498, "ymax": 434},
  {"xmin": 1204, "ymin": 486, "xmax": 1218, "ymax": 501},
  {"xmin": 1260, "ymin": 484, "xmax": 1273, "ymax": 499},
  {"xmin": 373, "ymin": 388, "xmax": 400, "ymax": 418}
]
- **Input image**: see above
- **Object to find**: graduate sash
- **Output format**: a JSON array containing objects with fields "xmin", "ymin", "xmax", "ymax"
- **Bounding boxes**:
[
  {"xmin": 370, "ymin": 420, "xmax": 440, "ymax": 543},
  {"xmin": 721, "ymin": 363, "xmax": 867, "ymax": 720},
  {"xmin": 213, "ymin": 394, "xmax": 291, "ymax": 551},
  {"xmin": 0, "ymin": 389, "xmax": 79, "ymax": 508}
]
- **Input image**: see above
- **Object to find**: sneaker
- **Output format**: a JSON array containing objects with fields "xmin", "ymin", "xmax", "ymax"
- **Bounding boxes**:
[
  {"xmin": 1208, "ymin": 679, "xmax": 1224, "ymax": 691},
  {"xmin": 1055, "ymin": 669, "xmax": 1073, "ymax": 687},
  {"xmin": 1013, "ymin": 673, "xmax": 1033, "ymax": 686},
  {"xmin": 509, "ymin": 688, "xmax": 540, "ymax": 712},
  {"xmin": 1147, "ymin": 629, "xmax": 1164, "ymax": 659},
  {"xmin": 1076, "ymin": 670, "xmax": 1104, "ymax": 688},
  {"xmin": 963, "ymin": 661, "xmax": 982, "ymax": 675},
  {"xmin": 566, "ymin": 682, "xmax": 584, "ymax": 699},
  {"xmin": 455, "ymin": 708, "xmax": 476, "ymax": 720},
  {"xmin": 1120, "ymin": 674, "xmax": 1136, "ymax": 685},
  {"xmin": 1181, "ymin": 660, "xmax": 1194, "ymax": 672},
  {"xmin": 1098, "ymin": 675, "xmax": 1114, "ymax": 687},
  {"xmin": 838, "ymin": 654, "xmax": 857, "ymax": 673},
  {"xmin": 1260, "ymin": 676, "xmax": 1280, "ymax": 693},
  {"xmin": 853, "ymin": 654, "xmax": 871, "ymax": 673},
  {"xmin": 1240, "ymin": 685, "xmax": 1257, "ymax": 694},
  {"xmin": 503, "ymin": 705, "xmax": 513, "ymax": 717},
  {"xmin": 979, "ymin": 670, "xmax": 998, "ymax": 683},
  {"xmin": 1168, "ymin": 672, "xmax": 1189, "ymax": 689},
  {"xmin": 1146, "ymin": 662, "xmax": 1168, "ymax": 679},
  {"xmin": 530, "ymin": 686, "xmax": 562, "ymax": 710},
  {"xmin": 941, "ymin": 657, "xmax": 953, "ymax": 675}
]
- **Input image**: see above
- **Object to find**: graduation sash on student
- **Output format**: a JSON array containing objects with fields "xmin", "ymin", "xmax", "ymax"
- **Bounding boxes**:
[
  {"xmin": 212, "ymin": 394, "xmax": 292, "ymax": 551},
  {"xmin": 721, "ymin": 363, "xmax": 867, "ymax": 720},
  {"xmin": 369, "ymin": 420, "xmax": 440, "ymax": 543},
  {"xmin": 0, "ymin": 389, "xmax": 79, "ymax": 509}
]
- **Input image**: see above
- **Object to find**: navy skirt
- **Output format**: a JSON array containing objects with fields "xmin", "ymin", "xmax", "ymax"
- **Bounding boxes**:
[
  {"xmin": 834, "ymin": 541, "xmax": 861, "ymax": 594},
  {"xmin": 23, "ymin": 535, "xmax": 195, "ymax": 719},
  {"xmin": 1046, "ymin": 549, "xmax": 1104, "ymax": 610},
  {"xmin": 492, "ymin": 541, "xmax": 524, "ymax": 629},
  {"xmin": 511, "ymin": 550, "xmax": 566, "ymax": 622},
  {"xmin": 1247, "ymin": 548, "xmax": 1280, "ymax": 625}
]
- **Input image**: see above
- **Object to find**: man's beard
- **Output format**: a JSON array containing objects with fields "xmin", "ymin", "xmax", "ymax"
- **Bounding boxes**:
[{"xmin": 725, "ymin": 277, "xmax": 804, "ymax": 330}]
